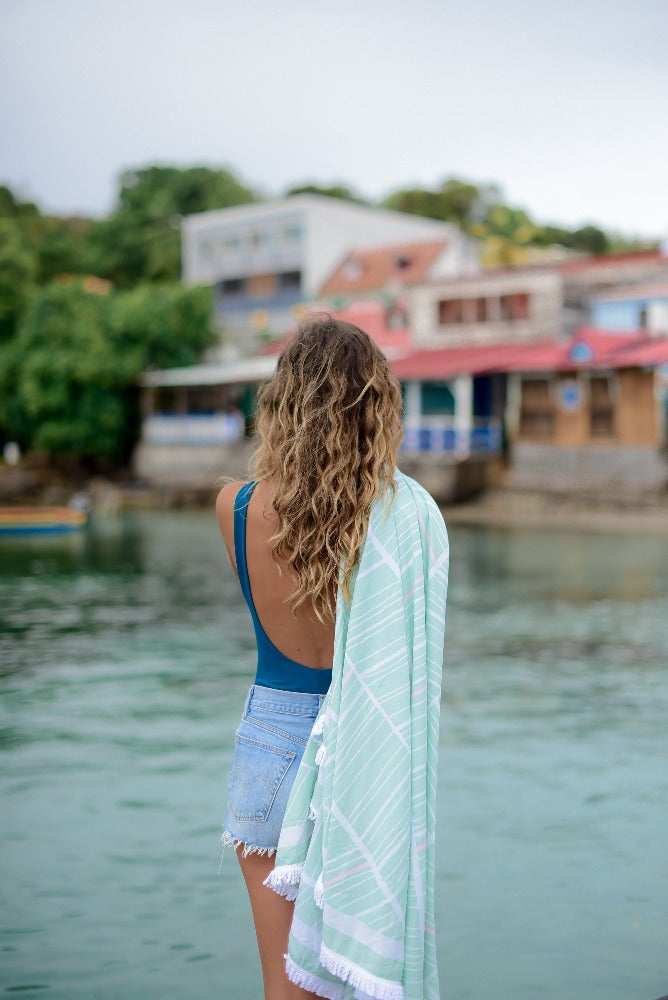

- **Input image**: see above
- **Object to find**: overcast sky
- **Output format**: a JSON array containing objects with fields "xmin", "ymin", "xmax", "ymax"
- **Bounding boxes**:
[{"xmin": 1, "ymin": 0, "xmax": 666, "ymax": 237}]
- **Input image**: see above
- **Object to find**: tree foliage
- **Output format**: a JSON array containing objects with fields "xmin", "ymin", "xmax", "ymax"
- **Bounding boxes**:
[
  {"xmin": 383, "ymin": 178, "xmax": 500, "ymax": 230},
  {"xmin": 0, "ymin": 218, "xmax": 38, "ymax": 342},
  {"xmin": 284, "ymin": 182, "xmax": 367, "ymax": 204},
  {"xmin": 382, "ymin": 177, "xmax": 620, "ymax": 263},
  {"xmin": 0, "ymin": 280, "xmax": 214, "ymax": 462},
  {"xmin": 87, "ymin": 165, "xmax": 258, "ymax": 286}
]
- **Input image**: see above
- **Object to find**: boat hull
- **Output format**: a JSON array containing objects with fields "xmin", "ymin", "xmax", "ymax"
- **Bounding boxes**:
[{"xmin": 0, "ymin": 507, "xmax": 87, "ymax": 536}]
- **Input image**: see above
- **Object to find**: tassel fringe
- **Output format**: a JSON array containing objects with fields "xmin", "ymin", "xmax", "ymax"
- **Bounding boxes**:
[
  {"xmin": 285, "ymin": 956, "xmax": 344, "ymax": 1000},
  {"xmin": 314, "ymin": 872, "xmax": 325, "ymax": 909},
  {"xmin": 315, "ymin": 743, "xmax": 327, "ymax": 765},
  {"xmin": 311, "ymin": 711, "xmax": 327, "ymax": 738},
  {"xmin": 264, "ymin": 862, "xmax": 304, "ymax": 901},
  {"xmin": 319, "ymin": 943, "xmax": 404, "ymax": 1000}
]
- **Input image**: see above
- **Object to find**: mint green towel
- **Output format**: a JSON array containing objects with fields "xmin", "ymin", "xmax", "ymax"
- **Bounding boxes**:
[{"xmin": 265, "ymin": 471, "xmax": 449, "ymax": 1000}]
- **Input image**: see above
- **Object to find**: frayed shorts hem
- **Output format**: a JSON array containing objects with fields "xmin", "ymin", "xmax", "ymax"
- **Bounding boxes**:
[{"xmin": 221, "ymin": 828, "xmax": 277, "ymax": 859}]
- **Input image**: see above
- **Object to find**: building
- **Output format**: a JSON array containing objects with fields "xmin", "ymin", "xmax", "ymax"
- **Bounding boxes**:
[
  {"xmin": 136, "ymin": 243, "xmax": 668, "ymax": 499},
  {"xmin": 391, "ymin": 326, "xmax": 668, "ymax": 497},
  {"xmin": 555, "ymin": 249, "xmax": 668, "ymax": 334},
  {"xmin": 408, "ymin": 267, "xmax": 563, "ymax": 348},
  {"xmin": 317, "ymin": 237, "xmax": 478, "ymax": 311},
  {"xmin": 408, "ymin": 249, "xmax": 668, "ymax": 348},
  {"xmin": 506, "ymin": 328, "xmax": 668, "ymax": 495},
  {"xmin": 590, "ymin": 282, "xmax": 668, "ymax": 335},
  {"xmin": 133, "ymin": 356, "xmax": 276, "ymax": 486},
  {"xmin": 181, "ymin": 195, "xmax": 476, "ymax": 346}
]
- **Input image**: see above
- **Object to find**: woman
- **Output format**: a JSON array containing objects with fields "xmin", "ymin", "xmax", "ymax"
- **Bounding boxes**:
[{"xmin": 217, "ymin": 315, "xmax": 449, "ymax": 1000}]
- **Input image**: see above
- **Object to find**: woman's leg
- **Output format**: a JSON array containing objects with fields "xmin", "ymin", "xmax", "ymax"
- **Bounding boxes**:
[{"xmin": 238, "ymin": 851, "xmax": 319, "ymax": 1000}]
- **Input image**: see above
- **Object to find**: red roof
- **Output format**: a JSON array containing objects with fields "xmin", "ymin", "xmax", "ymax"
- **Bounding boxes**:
[
  {"xmin": 391, "ymin": 328, "xmax": 668, "ymax": 379},
  {"xmin": 260, "ymin": 319, "xmax": 668, "ymax": 378},
  {"xmin": 391, "ymin": 340, "xmax": 564, "ymax": 379},
  {"xmin": 319, "ymin": 240, "xmax": 448, "ymax": 296},
  {"xmin": 258, "ymin": 301, "xmax": 412, "ymax": 356},
  {"xmin": 606, "ymin": 337, "xmax": 668, "ymax": 368},
  {"xmin": 555, "ymin": 249, "xmax": 666, "ymax": 273}
]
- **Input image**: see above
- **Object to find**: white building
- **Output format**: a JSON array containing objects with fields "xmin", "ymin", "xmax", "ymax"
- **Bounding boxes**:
[{"xmin": 182, "ymin": 194, "xmax": 478, "ymax": 344}]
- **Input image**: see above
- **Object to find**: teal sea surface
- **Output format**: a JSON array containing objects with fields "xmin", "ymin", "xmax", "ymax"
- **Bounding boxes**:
[{"xmin": 1, "ymin": 511, "xmax": 667, "ymax": 999}]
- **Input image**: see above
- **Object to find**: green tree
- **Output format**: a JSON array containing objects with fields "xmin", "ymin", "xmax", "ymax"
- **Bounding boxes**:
[
  {"xmin": 88, "ymin": 165, "xmax": 258, "ymax": 286},
  {"xmin": 0, "ymin": 218, "xmax": 38, "ymax": 342},
  {"xmin": 570, "ymin": 225, "xmax": 610, "ymax": 255},
  {"xmin": 382, "ymin": 177, "xmax": 499, "ymax": 229},
  {"xmin": 1, "ymin": 184, "xmax": 93, "ymax": 284},
  {"xmin": 104, "ymin": 283, "xmax": 216, "ymax": 373},
  {"xmin": 32, "ymin": 215, "xmax": 92, "ymax": 283},
  {"xmin": 284, "ymin": 182, "xmax": 367, "ymax": 204},
  {"xmin": 2, "ymin": 281, "xmax": 124, "ymax": 457},
  {"xmin": 1, "ymin": 280, "xmax": 215, "ymax": 462}
]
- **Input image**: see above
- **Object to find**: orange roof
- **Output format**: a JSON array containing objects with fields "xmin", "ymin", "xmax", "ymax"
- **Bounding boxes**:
[
  {"xmin": 319, "ymin": 240, "xmax": 448, "ymax": 296},
  {"xmin": 259, "ymin": 301, "xmax": 412, "ymax": 356}
]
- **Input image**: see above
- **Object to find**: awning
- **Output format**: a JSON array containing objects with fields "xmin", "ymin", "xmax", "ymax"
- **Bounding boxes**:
[{"xmin": 139, "ymin": 356, "xmax": 277, "ymax": 388}]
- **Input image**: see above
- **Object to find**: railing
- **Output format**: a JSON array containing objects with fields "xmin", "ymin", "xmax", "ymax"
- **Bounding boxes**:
[
  {"xmin": 143, "ymin": 413, "xmax": 244, "ymax": 446},
  {"xmin": 143, "ymin": 414, "xmax": 503, "ymax": 456},
  {"xmin": 401, "ymin": 419, "xmax": 502, "ymax": 455}
]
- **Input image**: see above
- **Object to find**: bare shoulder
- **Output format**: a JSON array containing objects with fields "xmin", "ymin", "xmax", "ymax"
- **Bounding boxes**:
[
  {"xmin": 215, "ymin": 480, "xmax": 247, "ymax": 521},
  {"xmin": 215, "ymin": 480, "xmax": 248, "ymax": 572}
]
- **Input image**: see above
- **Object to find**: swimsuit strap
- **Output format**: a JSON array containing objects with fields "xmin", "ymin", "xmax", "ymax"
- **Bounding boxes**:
[{"xmin": 233, "ymin": 481, "xmax": 257, "ymax": 608}]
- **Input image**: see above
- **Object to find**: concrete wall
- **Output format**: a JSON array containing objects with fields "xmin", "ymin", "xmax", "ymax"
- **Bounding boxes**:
[
  {"xmin": 508, "ymin": 442, "xmax": 668, "ymax": 496},
  {"xmin": 398, "ymin": 454, "xmax": 497, "ymax": 502},
  {"xmin": 133, "ymin": 438, "xmax": 497, "ymax": 502},
  {"xmin": 133, "ymin": 440, "xmax": 256, "ymax": 488},
  {"xmin": 409, "ymin": 269, "xmax": 563, "ymax": 347}
]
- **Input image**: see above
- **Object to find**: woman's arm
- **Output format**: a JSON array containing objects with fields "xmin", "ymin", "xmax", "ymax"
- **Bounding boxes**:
[{"xmin": 215, "ymin": 481, "xmax": 245, "ymax": 575}]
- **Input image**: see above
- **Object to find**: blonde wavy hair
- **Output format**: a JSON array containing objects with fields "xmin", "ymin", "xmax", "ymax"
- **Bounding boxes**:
[{"xmin": 252, "ymin": 314, "xmax": 403, "ymax": 622}]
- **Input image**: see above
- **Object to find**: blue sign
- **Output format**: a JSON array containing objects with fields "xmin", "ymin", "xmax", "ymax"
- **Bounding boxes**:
[
  {"xmin": 559, "ymin": 379, "xmax": 583, "ymax": 412},
  {"xmin": 570, "ymin": 341, "xmax": 594, "ymax": 363}
]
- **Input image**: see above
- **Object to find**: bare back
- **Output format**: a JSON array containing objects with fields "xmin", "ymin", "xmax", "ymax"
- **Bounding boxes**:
[{"xmin": 216, "ymin": 479, "xmax": 334, "ymax": 671}]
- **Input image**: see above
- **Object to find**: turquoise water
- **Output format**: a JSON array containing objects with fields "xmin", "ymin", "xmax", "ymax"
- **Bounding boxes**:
[{"xmin": 1, "ymin": 512, "xmax": 667, "ymax": 999}]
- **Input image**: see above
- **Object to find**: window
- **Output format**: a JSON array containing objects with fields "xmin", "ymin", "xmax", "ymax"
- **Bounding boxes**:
[
  {"xmin": 343, "ymin": 259, "xmax": 363, "ymax": 281},
  {"xmin": 283, "ymin": 224, "xmax": 304, "ymax": 244},
  {"xmin": 189, "ymin": 387, "xmax": 226, "ymax": 413},
  {"xmin": 221, "ymin": 277, "xmax": 246, "ymax": 296},
  {"xmin": 279, "ymin": 270, "xmax": 302, "ymax": 292},
  {"xmin": 500, "ymin": 293, "xmax": 529, "ymax": 321},
  {"xmin": 247, "ymin": 273, "xmax": 278, "ymax": 298},
  {"xmin": 199, "ymin": 237, "xmax": 213, "ymax": 260},
  {"xmin": 589, "ymin": 375, "xmax": 615, "ymax": 437},
  {"xmin": 438, "ymin": 298, "xmax": 465, "ymax": 325},
  {"xmin": 386, "ymin": 303, "xmax": 408, "ymax": 329},
  {"xmin": 421, "ymin": 383, "xmax": 455, "ymax": 416},
  {"xmin": 519, "ymin": 378, "xmax": 554, "ymax": 437}
]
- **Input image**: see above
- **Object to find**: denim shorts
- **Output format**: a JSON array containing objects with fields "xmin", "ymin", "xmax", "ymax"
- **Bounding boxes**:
[{"xmin": 223, "ymin": 684, "xmax": 326, "ymax": 856}]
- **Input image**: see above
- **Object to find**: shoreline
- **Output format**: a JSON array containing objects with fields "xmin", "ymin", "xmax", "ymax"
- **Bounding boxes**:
[
  {"xmin": 442, "ymin": 488, "xmax": 668, "ymax": 534},
  {"xmin": 2, "ymin": 465, "xmax": 668, "ymax": 534}
]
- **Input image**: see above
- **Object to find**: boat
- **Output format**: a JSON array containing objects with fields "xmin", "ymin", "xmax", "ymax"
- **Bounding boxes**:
[{"xmin": 0, "ymin": 506, "xmax": 87, "ymax": 536}]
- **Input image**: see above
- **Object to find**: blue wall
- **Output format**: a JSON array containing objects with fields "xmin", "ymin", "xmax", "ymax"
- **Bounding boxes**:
[{"xmin": 592, "ymin": 296, "xmax": 668, "ymax": 332}]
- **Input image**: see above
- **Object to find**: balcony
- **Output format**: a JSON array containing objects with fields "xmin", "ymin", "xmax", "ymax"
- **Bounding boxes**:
[{"xmin": 401, "ymin": 418, "xmax": 502, "ymax": 456}]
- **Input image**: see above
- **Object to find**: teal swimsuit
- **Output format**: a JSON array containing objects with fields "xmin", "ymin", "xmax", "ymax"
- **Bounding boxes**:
[{"xmin": 233, "ymin": 481, "xmax": 332, "ymax": 695}]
